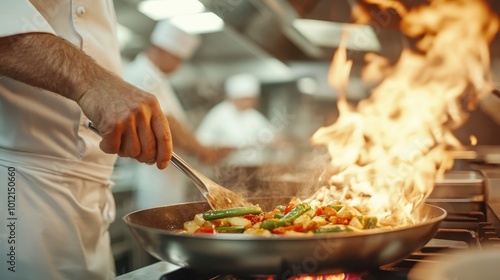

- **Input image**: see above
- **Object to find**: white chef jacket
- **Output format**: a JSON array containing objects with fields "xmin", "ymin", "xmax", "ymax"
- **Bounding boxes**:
[
  {"xmin": 196, "ymin": 101, "xmax": 274, "ymax": 147},
  {"xmin": 0, "ymin": 1, "xmax": 121, "ymax": 279},
  {"xmin": 123, "ymin": 53, "xmax": 190, "ymax": 209},
  {"xmin": 196, "ymin": 101, "xmax": 275, "ymax": 165}
]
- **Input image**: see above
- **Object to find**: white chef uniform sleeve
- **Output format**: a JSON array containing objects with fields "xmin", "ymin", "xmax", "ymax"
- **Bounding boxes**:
[{"xmin": 0, "ymin": 0, "xmax": 55, "ymax": 38}]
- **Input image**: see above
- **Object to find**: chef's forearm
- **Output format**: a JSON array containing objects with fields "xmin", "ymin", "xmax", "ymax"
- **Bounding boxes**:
[{"xmin": 0, "ymin": 33, "xmax": 108, "ymax": 103}]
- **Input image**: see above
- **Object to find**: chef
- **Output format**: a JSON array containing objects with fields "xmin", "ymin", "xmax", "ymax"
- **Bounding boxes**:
[
  {"xmin": 124, "ymin": 20, "xmax": 228, "ymax": 209},
  {"xmin": 196, "ymin": 73, "xmax": 275, "ymax": 165},
  {"xmin": 0, "ymin": 1, "xmax": 173, "ymax": 280}
]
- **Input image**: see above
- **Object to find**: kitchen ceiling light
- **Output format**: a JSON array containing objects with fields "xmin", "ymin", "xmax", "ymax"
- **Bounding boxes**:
[
  {"xmin": 170, "ymin": 12, "xmax": 224, "ymax": 34},
  {"xmin": 138, "ymin": 0, "xmax": 205, "ymax": 20}
]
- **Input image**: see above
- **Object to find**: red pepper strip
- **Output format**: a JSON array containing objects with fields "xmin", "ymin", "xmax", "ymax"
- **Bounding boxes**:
[
  {"xmin": 243, "ymin": 214, "xmax": 262, "ymax": 224},
  {"xmin": 271, "ymin": 224, "xmax": 305, "ymax": 234},
  {"xmin": 336, "ymin": 217, "xmax": 350, "ymax": 225},
  {"xmin": 315, "ymin": 207, "xmax": 324, "ymax": 216},
  {"xmin": 284, "ymin": 203, "xmax": 295, "ymax": 215},
  {"xmin": 195, "ymin": 227, "xmax": 216, "ymax": 234}
]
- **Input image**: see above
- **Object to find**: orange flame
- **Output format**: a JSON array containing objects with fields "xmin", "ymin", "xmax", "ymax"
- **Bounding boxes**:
[
  {"xmin": 328, "ymin": 33, "xmax": 353, "ymax": 115},
  {"xmin": 306, "ymin": 0, "xmax": 499, "ymax": 226},
  {"xmin": 469, "ymin": 135, "xmax": 478, "ymax": 146}
]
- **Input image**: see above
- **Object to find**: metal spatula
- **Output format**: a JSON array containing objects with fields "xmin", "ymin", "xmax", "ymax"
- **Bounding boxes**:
[
  {"xmin": 86, "ymin": 121, "xmax": 252, "ymax": 210},
  {"xmin": 168, "ymin": 152, "xmax": 252, "ymax": 210}
]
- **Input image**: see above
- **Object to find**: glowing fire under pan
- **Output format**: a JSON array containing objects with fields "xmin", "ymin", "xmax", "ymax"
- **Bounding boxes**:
[{"xmin": 123, "ymin": 197, "xmax": 446, "ymax": 276}]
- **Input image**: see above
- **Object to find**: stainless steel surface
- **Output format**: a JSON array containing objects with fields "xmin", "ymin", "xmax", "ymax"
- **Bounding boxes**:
[
  {"xmin": 452, "ymin": 146, "xmax": 500, "ymax": 164},
  {"xmin": 86, "ymin": 120, "xmax": 250, "ymax": 210},
  {"xmin": 410, "ymin": 162, "xmax": 500, "ymax": 280},
  {"xmin": 487, "ymin": 201, "xmax": 500, "ymax": 233},
  {"xmin": 434, "ymin": 171, "xmax": 484, "ymax": 184},
  {"xmin": 426, "ymin": 169, "xmax": 487, "ymax": 213},
  {"xmin": 115, "ymin": 261, "xmax": 180, "ymax": 280},
  {"xmin": 123, "ymin": 197, "xmax": 446, "ymax": 276},
  {"xmin": 428, "ymin": 171, "xmax": 485, "ymax": 202},
  {"xmin": 480, "ymin": 169, "xmax": 500, "ymax": 201},
  {"xmin": 408, "ymin": 247, "xmax": 500, "ymax": 280}
]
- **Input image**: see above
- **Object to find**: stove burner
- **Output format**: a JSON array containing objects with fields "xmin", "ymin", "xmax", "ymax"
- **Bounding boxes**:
[{"xmin": 159, "ymin": 269, "xmax": 407, "ymax": 280}]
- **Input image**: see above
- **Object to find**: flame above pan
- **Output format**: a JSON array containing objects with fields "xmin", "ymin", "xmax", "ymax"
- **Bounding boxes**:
[{"xmin": 305, "ymin": 0, "xmax": 499, "ymax": 226}]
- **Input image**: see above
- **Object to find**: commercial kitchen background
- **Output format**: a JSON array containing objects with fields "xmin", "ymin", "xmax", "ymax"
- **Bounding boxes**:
[{"xmin": 108, "ymin": 0, "xmax": 500, "ymax": 275}]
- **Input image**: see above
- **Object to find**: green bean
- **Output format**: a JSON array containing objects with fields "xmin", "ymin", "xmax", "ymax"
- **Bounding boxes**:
[
  {"xmin": 274, "ymin": 213, "xmax": 284, "ymax": 219},
  {"xmin": 260, "ymin": 219, "xmax": 286, "ymax": 231},
  {"xmin": 260, "ymin": 203, "xmax": 311, "ymax": 231},
  {"xmin": 314, "ymin": 226, "xmax": 353, "ymax": 233},
  {"xmin": 327, "ymin": 205, "xmax": 343, "ymax": 212},
  {"xmin": 362, "ymin": 216, "xmax": 378, "ymax": 229},
  {"xmin": 202, "ymin": 205, "xmax": 262, "ymax": 220},
  {"xmin": 280, "ymin": 203, "xmax": 311, "ymax": 224},
  {"xmin": 215, "ymin": 226, "xmax": 246, "ymax": 233}
]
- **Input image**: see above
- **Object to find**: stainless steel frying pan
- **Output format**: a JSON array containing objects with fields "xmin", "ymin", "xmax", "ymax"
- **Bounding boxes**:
[{"xmin": 123, "ymin": 197, "xmax": 446, "ymax": 276}]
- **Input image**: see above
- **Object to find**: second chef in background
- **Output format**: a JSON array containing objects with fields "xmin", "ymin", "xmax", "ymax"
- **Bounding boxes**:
[{"xmin": 196, "ymin": 73, "xmax": 276, "ymax": 166}]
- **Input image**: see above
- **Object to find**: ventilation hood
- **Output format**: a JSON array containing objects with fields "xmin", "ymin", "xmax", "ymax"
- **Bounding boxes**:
[{"xmin": 199, "ymin": 0, "xmax": 409, "ymax": 63}]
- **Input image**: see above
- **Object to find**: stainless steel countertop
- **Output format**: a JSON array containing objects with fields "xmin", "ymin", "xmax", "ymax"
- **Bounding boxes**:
[
  {"xmin": 488, "ymin": 201, "xmax": 500, "ymax": 231},
  {"xmin": 115, "ymin": 262, "xmax": 180, "ymax": 280}
]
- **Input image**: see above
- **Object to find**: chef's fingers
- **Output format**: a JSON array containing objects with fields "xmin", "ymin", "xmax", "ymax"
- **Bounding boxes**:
[
  {"xmin": 99, "ymin": 123, "xmax": 124, "ymax": 155},
  {"xmin": 118, "ymin": 117, "xmax": 141, "ymax": 159},
  {"xmin": 135, "ymin": 111, "xmax": 157, "ymax": 164},
  {"xmin": 151, "ymin": 113, "xmax": 172, "ymax": 169}
]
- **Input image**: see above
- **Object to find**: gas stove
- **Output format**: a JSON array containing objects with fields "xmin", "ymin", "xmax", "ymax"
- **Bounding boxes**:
[{"xmin": 116, "ymin": 164, "xmax": 500, "ymax": 280}]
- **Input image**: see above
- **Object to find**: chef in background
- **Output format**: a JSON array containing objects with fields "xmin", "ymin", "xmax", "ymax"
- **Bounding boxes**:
[
  {"xmin": 124, "ymin": 20, "xmax": 229, "ymax": 209},
  {"xmin": 196, "ymin": 73, "xmax": 275, "ymax": 165}
]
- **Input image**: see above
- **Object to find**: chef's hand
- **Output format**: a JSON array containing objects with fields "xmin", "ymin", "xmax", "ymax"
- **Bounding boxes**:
[
  {"xmin": 78, "ymin": 75, "xmax": 173, "ymax": 169},
  {"xmin": 0, "ymin": 33, "xmax": 173, "ymax": 169}
]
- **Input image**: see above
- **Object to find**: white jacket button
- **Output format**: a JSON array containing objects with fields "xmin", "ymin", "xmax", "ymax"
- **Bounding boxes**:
[{"xmin": 76, "ymin": 6, "xmax": 86, "ymax": 16}]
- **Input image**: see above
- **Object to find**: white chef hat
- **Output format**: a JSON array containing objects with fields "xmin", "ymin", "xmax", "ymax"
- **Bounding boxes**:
[
  {"xmin": 150, "ymin": 20, "xmax": 201, "ymax": 59},
  {"xmin": 225, "ymin": 73, "xmax": 260, "ymax": 99}
]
